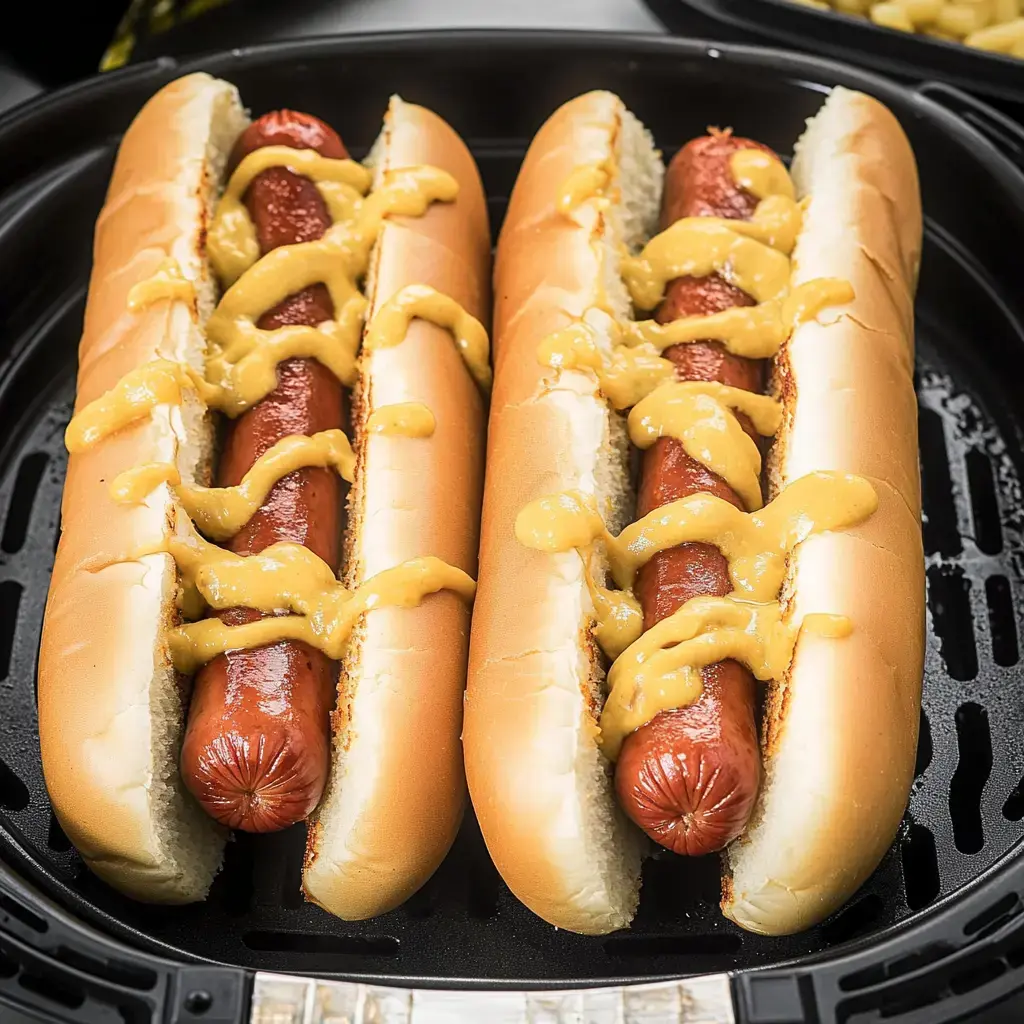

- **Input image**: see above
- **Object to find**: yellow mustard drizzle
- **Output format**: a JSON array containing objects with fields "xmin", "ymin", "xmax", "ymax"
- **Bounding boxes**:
[
  {"xmin": 364, "ymin": 283, "xmax": 492, "ymax": 392},
  {"xmin": 628, "ymin": 382, "xmax": 783, "ymax": 512},
  {"xmin": 109, "ymin": 462, "xmax": 181, "ymax": 501},
  {"xmin": 621, "ymin": 278, "xmax": 854, "ymax": 358},
  {"xmin": 621, "ymin": 148, "xmax": 803, "ymax": 312},
  {"xmin": 535, "ymin": 154, "xmax": 851, "ymax": 414},
  {"xmin": 203, "ymin": 239, "xmax": 368, "ymax": 414},
  {"xmin": 66, "ymin": 165, "xmax": 460, "ymax": 446},
  {"xmin": 204, "ymin": 315, "xmax": 363, "ymax": 417},
  {"xmin": 517, "ymin": 472, "xmax": 877, "ymax": 599},
  {"xmin": 557, "ymin": 164, "xmax": 610, "ymax": 216},
  {"xmin": 580, "ymin": 560, "xmax": 644, "ymax": 660},
  {"xmin": 516, "ymin": 474, "xmax": 873, "ymax": 757},
  {"xmin": 126, "ymin": 258, "xmax": 197, "ymax": 312},
  {"xmin": 201, "ymin": 166, "xmax": 462, "ymax": 414},
  {"xmin": 537, "ymin": 324, "xmax": 676, "ymax": 411},
  {"xmin": 366, "ymin": 402, "xmax": 436, "ymax": 437},
  {"xmin": 601, "ymin": 598, "xmax": 849, "ymax": 759},
  {"xmin": 65, "ymin": 359, "xmax": 219, "ymax": 453},
  {"xmin": 622, "ymin": 214, "xmax": 795, "ymax": 310},
  {"xmin": 731, "ymin": 147, "xmax": 795, "ymax": 201},
  {"xmin": 521, "ymin": 146, "xmax": 866, "ymax": 755},
  {"xmin": 64, "ymin": 148, "xmax": 474, "ymax": 666},
  {"xmin": 111, "ymin": 429, "xmax": 356, "ymax": 539},
  {"xmin": 208, "ymin": 148, "xmax": 373, "ymax": 286},
  {"xmin": 162, "ymin": 524, "xmax": 475, "ymax": 672}
]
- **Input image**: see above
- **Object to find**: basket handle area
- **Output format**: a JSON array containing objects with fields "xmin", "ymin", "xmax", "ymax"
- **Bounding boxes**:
[
  {"xmin": 916, "ymin": 81, "xmax": 1024, "ymax": 177},
  {"xmin": 249, "ymin": 973, "xmax": 736, "ymax": 1024}
]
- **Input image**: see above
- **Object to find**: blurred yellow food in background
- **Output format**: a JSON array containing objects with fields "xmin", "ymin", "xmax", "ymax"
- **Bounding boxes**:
[{"xmin": 785, "ymin": 0, "xmax": 1024, "ymax": 56}]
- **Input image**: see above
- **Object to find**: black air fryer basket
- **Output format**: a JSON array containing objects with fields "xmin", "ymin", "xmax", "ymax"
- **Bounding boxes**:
[{"xmin": 1, "ymin": 31, "xmax": 1024, "ymax": 1024}]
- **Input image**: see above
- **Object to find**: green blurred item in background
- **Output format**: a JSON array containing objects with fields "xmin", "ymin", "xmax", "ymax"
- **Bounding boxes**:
[{"xmin": 102, "ymin": 0, "xmax": 235, "ymax": 69}]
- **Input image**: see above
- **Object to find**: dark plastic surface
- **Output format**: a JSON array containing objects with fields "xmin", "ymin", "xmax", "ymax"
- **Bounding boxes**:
[
  {"xmin": 646, "ymin": 0, "xmax": 1024, "ymax": 111},
  {"xmin": 916, "ymin": 81, "xmax": 1024, "ymax": 174},
  {"xmin": 0, "ymin": 864, "xmax": 250, "ymax": 1023},
  {"xmin": 0, "ymin": 29, "xmax": 1024, "ymax": 1023}
]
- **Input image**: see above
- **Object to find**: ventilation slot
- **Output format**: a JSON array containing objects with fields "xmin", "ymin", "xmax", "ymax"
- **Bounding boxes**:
[
  {"xmin": 242, "ymin": 931, "xmax": 399, "ymax": 956},
  {"xmin": 964, "ymin": 892, "xmax": 1021, "ymax": 938},
  {"xmin": 901, "ymin": 823, "xmax": 940, "ymax": 911},
  {"xmin": 0, "ymin": 947, "xmax": 17, "ymax": 979},
  {"xmin": 928, "ymin": 567, "xmax": 978, "ymax": 681},
  {"xmin": 0, "ymin": 580, "xmax": 22, "ymax": 681},
  {"xmin": 1004, "ymin": 774, "xmax": 1024, "ymax": 822},
  {"xmin": 986, "ymin": 576, "xmax": 1018, "ymax": 667},
  {"xmin": 820, "ymin": 894, "xmax": 885, "ymax": 946},
  {"xmin": 18, "ymin": 969, "xmax": 84, "ymax": 1010},
  {"xmin": 56, "ymin": 947, "xmax": 157, "ymax": 990},
  {"xmin": 949, "ymin": 958, "xmax": 1006, "ymax": 995},
  {"xmin": 876, "ymin": 987, "xmax": 944, "ymax": 1020},
  {"xmin": 1, "ymin": 452, "xmax": 48, "ymax": 554},
  {"xmin": 965, "ymin": 449, "xmax": 1002, "ymax": 554},
  {"xmin": 605, "ymin": 933, "xmax": 742, "ymax": 957},
  {"xmin": 949, "ymin": 702, "xmax": 992, "ymax": 854},
  {"xmin": 0, "ymin": 893, "xmax": 46, "ymax": 933},
  {"xmin": 46, "ymin": 812, "xmax": 71, "ymax": 852},
  {"xmin": 0, "ymin": 760, "xmax": 29, "ymax": 812},
  {"xmin": 915, "ymin": 709, "xmax": 933, "ymax": 777},
  {"xmin": 119, "ymin": 999, "xmax": 154, "ymax": 1024},
  {"xmin": 840, "ymin": 943, "xmax": 953, "ymax": 992},
  {"xmin": 919, "ymin": 407, "xmax": 961, "ymax": 557}
]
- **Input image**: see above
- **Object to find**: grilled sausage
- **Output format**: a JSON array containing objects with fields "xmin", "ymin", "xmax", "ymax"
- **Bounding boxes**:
[
  {"xmin": 180, "ymin": 111, "xmax": 349, "ymax": 833},
  {"xmin": 614, "ymin": 134, "xmax": 772, "ymax": 857}
]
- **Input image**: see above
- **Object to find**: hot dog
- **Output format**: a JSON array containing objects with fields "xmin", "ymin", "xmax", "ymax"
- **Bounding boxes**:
[
  {"xmin": 38, "ymin": 74, "xmax": 491, "ymax": 918},
  {"xmin": 465, "ymin": 88, "xmax": 925, "ymax": 936},
  {"xmin": 180, "ymin": 112, "xmax": 350, "ymax": 834},
  {"xmin": 616, "ymin": 135, "xmax": 768, "ymax": 857}
]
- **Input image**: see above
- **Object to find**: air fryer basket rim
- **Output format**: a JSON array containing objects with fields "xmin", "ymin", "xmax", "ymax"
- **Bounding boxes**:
[
  {"xmin": 0, "ymin": 28, "xmax": 1019, "ymax": 188},
  {"xmin": 1, "ymin": 29, "xmax": 1024, "ymax": 1024}
]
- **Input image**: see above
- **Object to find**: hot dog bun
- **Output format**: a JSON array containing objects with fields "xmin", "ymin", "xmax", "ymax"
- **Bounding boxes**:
[
  {"xmin": 463, "ymin": 87, "xmax": 924, "ymax": 935},
  {"xmin": 39, "ymin": 74, "xmax": 490, "ymax": 909},
  {"xmin": 723, "ymin": 87, "xmax": 923, "ymax": 935},
  {"xmin": 302, "ymin": 97, "xmax": 490, "ymax": 921},
  {"xmin": 38, "ymin": 73, "xmax": 246, "ymax": 903},
  {"xmin": 465, "ymin": 91, "xmax": 659, "ymax": 935}
]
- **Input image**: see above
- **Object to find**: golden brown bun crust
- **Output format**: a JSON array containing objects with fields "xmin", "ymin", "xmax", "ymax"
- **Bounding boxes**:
[
  {"xmin": 38, "ymin": 73, "xmax": 246, "ymax": 903},
  {"xmin": 302, "ymin": 97, "xmax": 491, "ymax": 920},
  {"xmin": 464, "ymin": 92, "xmax": 650, "ymax": 936},
  {"xmin": 723, "ymin": 87, "xmax": 924, "ymax": 935}
]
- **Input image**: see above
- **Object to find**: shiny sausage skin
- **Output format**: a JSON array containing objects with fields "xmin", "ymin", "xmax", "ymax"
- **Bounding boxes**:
[
  {"xmin": 614, "ymin": 134, "xmax": 772, "ymax": 856},
  {"xmin": 180, "ymin": 112, "xmax": 349, "ymax": 832}
]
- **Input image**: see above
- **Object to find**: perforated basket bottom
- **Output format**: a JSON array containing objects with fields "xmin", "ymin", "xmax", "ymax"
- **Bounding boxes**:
[{"xmin": 0, "ymin": 205, "xmax": 1022, "ymax": 982}]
